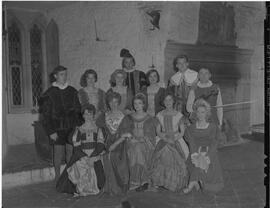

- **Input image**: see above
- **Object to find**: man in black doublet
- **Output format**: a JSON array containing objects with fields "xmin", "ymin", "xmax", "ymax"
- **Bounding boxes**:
[{"xmin": 39, "ymin": 65, "xmax": 81, "ymax": 183}]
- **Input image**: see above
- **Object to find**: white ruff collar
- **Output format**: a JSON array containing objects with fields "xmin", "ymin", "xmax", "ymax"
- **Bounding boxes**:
[
  {"xmin": 171, "ymin": 69, "xmax": 198, "ymax": 85},
  {"xmin": 124, "ymin": 67, "xmax": 136, "ymax": 73},
  {"xmin": 197, "ymin": 81, "xmax": 213, "ymax": 88},
  {"xmin": 52, "ymin": 82, "xmax": 68, "ymax": 90}
]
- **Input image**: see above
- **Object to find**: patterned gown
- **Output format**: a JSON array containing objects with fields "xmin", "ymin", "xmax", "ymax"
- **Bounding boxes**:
[
  {"xmin": 120, "ymin": 114, "xmax": 158, "ymax": 189},
  {"xmin": 184, "ymin": 123, "xmax": 224, "ymax": 192},
  {"xmin": 96, "ymin": 111, "xmax": 130, "ymax": 195},
  {"xmin": 56, "ymin": 124, "xmax": 105, "ymax": 196},
  {"xmin": 150, "ymin": 110, "xmax": 189, "ymax": 192}
]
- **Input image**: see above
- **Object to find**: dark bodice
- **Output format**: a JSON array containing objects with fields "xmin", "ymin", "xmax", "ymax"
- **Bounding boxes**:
[{"xmin": 184, "ymin": 123, "xmax": 221, "ymax": 154}]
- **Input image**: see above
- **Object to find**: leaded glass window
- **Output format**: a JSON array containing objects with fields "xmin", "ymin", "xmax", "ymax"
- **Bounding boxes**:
[
  {"xmin": 8, "ymin": 22, "xmax": 23, "ymax": 106},
  {"xmin": 30, "ymin": 24, "xmax": 43, "ymax": 106}
]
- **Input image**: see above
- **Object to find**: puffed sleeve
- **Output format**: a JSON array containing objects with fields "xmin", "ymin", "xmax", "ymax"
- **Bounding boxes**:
[
  {"xmin": 72, "ymin": 127, "xmax": 81, "ymax": 147},
  {"xmin": 186, "ymin": 89, "xmax": 195, "ymax": 113}
]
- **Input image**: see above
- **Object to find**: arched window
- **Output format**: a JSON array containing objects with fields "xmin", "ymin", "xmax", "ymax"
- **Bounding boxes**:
[
  {"xmin": 8, "ymin": 22, "xmax": 23, "ymax": 107},
  {"xmin": 30, "ymin": 24, "xmax": 43, "ymax": 106},
  {"xmin": 5, "ymin": 13, "xmax": 59, "ymax": 113}
]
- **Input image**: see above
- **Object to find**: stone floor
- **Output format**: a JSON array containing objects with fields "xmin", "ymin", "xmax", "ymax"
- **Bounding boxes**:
[
  {"xmin": 3, "ymin": 144, "xmax": 51, "ymax": 174},
  {"xmin": 3, "ymin": 137, "xmax": 266, "ymax": 208}
]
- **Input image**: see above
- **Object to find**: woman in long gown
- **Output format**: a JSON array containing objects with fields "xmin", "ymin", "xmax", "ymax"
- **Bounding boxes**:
[
  {"xmin": 78, "ymin": 69, "xmax": 106, "ymax": 119},
  {"xmin": 56, "ymin": 104, "xmax": 105, "ymax": 196},
  {"xmin": 150, "ymin": 92, "xmax": 189, "ymax": 192},
  {"xmin": 120, "ymin": 93, "xmax": 158, "ymax": 192},
  {"xmin": 144, "ymin": 69, "xmax": 166, "ymax": 116},
  {"xmin": 106, "ymin": 69, "xmax": 133, "ymax": 114},
  {"xmin": 183, "ymin": 99, "xmax": 224, "ymax": 193},
  {"xmin": 96, "ymin": 92, "xmax": 130, "ymax": 195}
]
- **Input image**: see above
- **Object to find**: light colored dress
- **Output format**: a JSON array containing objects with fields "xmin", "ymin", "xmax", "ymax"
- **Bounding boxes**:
[
  {"xmin": 67, "ymin": 123, "xmax": 105, "ymax": 196},
  {"xmin": 150, "ymin": 110, "xmax": 189, "ymax": 192}
]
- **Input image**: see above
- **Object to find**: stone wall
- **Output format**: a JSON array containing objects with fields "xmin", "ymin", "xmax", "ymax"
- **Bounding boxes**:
[{"xmin": 45, "ymin": 2, "xmax": 201, "ymax": 90}]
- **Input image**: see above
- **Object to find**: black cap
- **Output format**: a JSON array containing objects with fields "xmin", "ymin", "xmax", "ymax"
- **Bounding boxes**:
[{"xmin": 120, "ymin": 48, "xmax": 133, "ymax": 58}]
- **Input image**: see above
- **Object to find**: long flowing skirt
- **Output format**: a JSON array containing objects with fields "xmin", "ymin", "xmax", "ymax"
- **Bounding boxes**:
[
  {"xmin": 56, "ymin": 149, "xmax": 105, "ymax": 195},
  {"xmin": 187, "ymin": 150, "xmax": 224, "ymax": 192},
  {"xmin": 150, "ymin": 140, "xmax": 188, "ymax": 192},
  {"xmin": 67, "ymin": 156, "xmax": 100, "ymax": 196},
  {"xmin": 127, "ymin": 138, "xmax": 154, "ymax": 188},
  {"xmin": 103, "ymin": 143, "xmax": 130, "ymax": 195}
]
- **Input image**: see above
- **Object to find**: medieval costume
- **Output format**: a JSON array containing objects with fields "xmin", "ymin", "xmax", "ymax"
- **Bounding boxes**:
[
  {"xmin": 120, "ymin": 114, "xmax": 158, "ymax": 190},
  {"xmin": 145, "ymin": 86, "xmax": 166, "ymax": 116},
  {"xmin": 96, "ymin": 111, "xmax": 130, "ymax": 195},
  {"xmin": 168, "ymin": 69, "xmax": 198, "ymax": 114},
  {"xmin": 150, "ymin": 110, "xmax": 189, "ymax": 192},
  {"xmin": 184, "ymin": 123, "xmax": 224, "ymax": 192},
  {"xmin": 56, "ymin": 123, "xmax": 105, "ymax": 196},
  {"xmin": 78, "ymin": 88, "xmax": 106, "ymax": 117},
  {"xmin": 120, "ymin": 48, "xmax": 147, "ymax": 96},
  {"xmin": 39, "ymin": 82, "xmax": 81, "ymax": 145},
  {"xmin": 125, "ymin": 68, "xmax": 148, "ymax": 97},
  {"xmin": 187, "ymin": 81, "xmax": 223, "ymax": 125}
]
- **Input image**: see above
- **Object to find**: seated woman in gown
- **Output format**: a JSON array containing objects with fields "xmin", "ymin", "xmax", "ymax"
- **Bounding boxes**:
[
  {"xmin": 56, "ymin": 104, "xmax": 105, "ymax": 196},
  {"xmin": 150, "ymin": 92, "xmax": 189, "ymax": 192},
  {"xmin": 116, "ymin": 93, "xmax": 158, "ymax": 192},
  {"xmin": 183, "ymin": 99, "xmax": 224, "ymax": 193},
  {"xmin": 96, "ymin": 92, "xmax": 130, "ymax": 195}
]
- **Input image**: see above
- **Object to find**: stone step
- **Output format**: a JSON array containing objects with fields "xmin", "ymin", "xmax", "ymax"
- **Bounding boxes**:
[
  {"xmin": 3, "ymin": 165, "xmax": 66, "ymax": 189},
  {"xmin": 3, "ymin": 143, "xmax": 63, "ymax": 189}
]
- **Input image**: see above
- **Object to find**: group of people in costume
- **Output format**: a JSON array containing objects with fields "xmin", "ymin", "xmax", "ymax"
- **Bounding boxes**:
[{"xmin": 39, "ymin": 49, "xmax": 224, "ymax": 197}]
